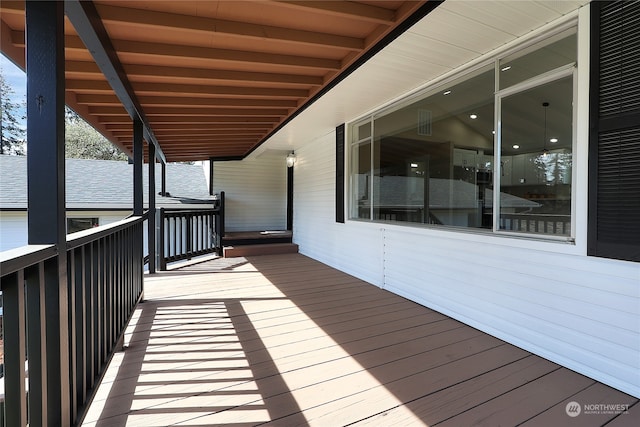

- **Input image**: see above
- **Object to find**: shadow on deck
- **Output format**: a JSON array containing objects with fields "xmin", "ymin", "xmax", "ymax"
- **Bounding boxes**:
[{"xmin": 82, "ymin": 254, "xmax": 639, "ymax": 426}]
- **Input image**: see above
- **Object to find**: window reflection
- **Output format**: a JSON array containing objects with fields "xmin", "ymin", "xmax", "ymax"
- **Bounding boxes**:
[
  {"xmin": 362, "ymin": 66, "xmax": 495, "ymax": 228},
  {"xmin": 349, "ymin": 30, "xmax": 576, "ymax": 238},
  {"xmin": 499, "ymin": 76, "xmax": 573, "ymax": 235}
]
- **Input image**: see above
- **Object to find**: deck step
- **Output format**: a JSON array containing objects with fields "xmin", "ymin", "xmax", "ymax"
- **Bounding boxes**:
[
  {"xmin": 223, "ymin": 242, "xmax": 298, "ymax": 258},
  {"xmin": 222, "ymin": 230, "xmax": 292, "ymax": 246}
]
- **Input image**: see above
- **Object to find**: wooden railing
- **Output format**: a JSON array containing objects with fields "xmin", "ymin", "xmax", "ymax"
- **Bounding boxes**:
[
  {"xmin": 500, "ymin": 213, "xmax": 571, "ymax": 235},
  {"xmin": 159, "ymin": 192, "xmax": 225, "ymax": 270},
  {"xmin": 0, "ymin": 215, "xmax": 145, "ymax": 426}
]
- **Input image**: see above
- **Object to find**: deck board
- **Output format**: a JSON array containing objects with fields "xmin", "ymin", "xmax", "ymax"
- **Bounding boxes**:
[{"xmin": 82, "ymin": 253, "xmax": 638, "ymax": 426}]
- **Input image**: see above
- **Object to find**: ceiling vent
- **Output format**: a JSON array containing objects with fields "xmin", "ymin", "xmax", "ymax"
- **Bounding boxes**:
[{"xmin": 418, "ymin": 109, "xmax": 432, "ymax": 136}]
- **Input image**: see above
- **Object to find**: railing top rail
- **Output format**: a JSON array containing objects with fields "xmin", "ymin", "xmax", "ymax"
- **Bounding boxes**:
[
  {"xmin": 127, "ymin": 210, "xmax": 149, "ymax": 221},
  {"xmin": 0, "ymin": 244, "xmax": 57, "ymax": 277},
  {"xmin": 161, "ymin": 207, "xmax": 220, "ymax": 215},
  {"xmin": 66, "ymin": 215, "xmax": 144, "ymax": 250}
]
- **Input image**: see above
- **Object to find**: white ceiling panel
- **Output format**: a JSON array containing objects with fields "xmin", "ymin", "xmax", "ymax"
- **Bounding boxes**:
[
  {"xmin": 382, "ymin": 51, "xmax": 453, "ymax": 82},
  {"xmin": 386, "ymin": 32, "xmax": 480, "ymax": 67},
  {"xmin": 439, "ymin": 1, "xmax": 582, "ymax": 37},
  {"xmin": 409, "ymin": 7, "xmax": 513, "ymax": 52},
  {"xmin": 256, "ymin": 0, "xmax": 589, "ymax": 156}
]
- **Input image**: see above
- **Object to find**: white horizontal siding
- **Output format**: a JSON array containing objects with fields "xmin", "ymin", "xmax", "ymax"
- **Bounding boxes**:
[
  {"xmin": 381, "ymin": 226, "xmax": 639, "ymax": 395},
  {"xmin": 67, "ymin": 211, "xmax": 128, "ymax": 226},
  {"xmin": 1, "ymin": 211, "xmax": 129, "ymax": 253},
  {"xmin": 0, "ymin": 212, "xmax": 28, "ymax": 252},
  {"xmin": 213, "ymin": 153, "xmax": 286, "ymax": 232},
  {"xmin": 294, "ymin": 133, "xmax": 384, "ymax": 287}
]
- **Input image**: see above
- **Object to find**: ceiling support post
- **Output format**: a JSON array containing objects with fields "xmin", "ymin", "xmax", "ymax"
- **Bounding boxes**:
[
  {"xmin": 133, "ymin": 119, "xmax": 143, "ymax": 216},
  {"xmin": 148, "ymin": 143, "xmax": 157, "ymax": 274},
  {"xmin": 161, "ymin": 162, "xmax": 167, "ymax": 196},
  {"xmin": 209, "ymin": 158, "xmax": 215, "ymax": 196},
  {"xmin": 25, "ymin": 1, "xmax": 70, "ymax": 425}
]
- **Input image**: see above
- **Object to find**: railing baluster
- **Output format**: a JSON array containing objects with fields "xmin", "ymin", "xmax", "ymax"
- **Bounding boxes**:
[
  {"xmin": 157, "ymin": 206, "xmax": 222, "ymax": 269},
  {"xmin": 86, "ymin": 242, "xmax": 95, "ymax": 389},
  {"xmin": 75, "ymin": 247, "xmax": 86, "ymax": 408},
  {"xmin": 25, "ymin": 262, "xmax": 47, "ymax": 426},
  {"xmin": 2, "ymin": 270, "xmax": 27, "ymax": 427},
  {"xmin": 100, "ymin": 235, "xmax": 107, "ymax": 364},
  {"xmin": 159, "ymin": 209, "xmax": 166, "ymax": 271},
  {"xmin": 68, "ymin": 250, "xmax": 78, "ymax": 421}
]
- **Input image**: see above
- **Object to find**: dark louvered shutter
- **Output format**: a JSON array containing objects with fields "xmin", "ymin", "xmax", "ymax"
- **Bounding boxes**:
[
  {"xmin": 336, "ymin": 124, "xmax": 345, "ymax": 223},
  {"xmin": 589, "ymin": 1, "xmax": 640, "ymax": 262}
]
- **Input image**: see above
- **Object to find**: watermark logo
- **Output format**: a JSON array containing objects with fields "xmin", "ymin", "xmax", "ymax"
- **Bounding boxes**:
[
  {"xmin": 565, "ymin": 401, "xmax": 581, "ymax": 417},
  {"xmin": 565, "ymin": 401, "xmax": 630, "ymax": 417}
]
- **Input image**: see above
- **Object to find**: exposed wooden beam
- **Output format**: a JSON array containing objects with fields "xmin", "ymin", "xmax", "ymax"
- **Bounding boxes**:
[
  {"xmin": 140, "ymin": 116, "xmax": 280, "ymax": 124},
  {"xmin": 146, "ymin": 136, "xmax": 260, "ymax": 143},
  {"xmin": 274, "ymin": 1, "xmax": 397, "ymax": 24},
  {"xmin": 110, "ymin": 129, "xmax": 265, "ymax": 137},
  {"xmin": 165, "ymin": 153, "xmax": 245, "ymax": 161},
  {"xmin": 114, "ymin": 39, "xmax": 341, "ymax": 71},
  {"xmin": 151, "ymin": 147, "xmax": 256, "ymax": 154},
  {"xmin": 140, "ymin": 96, "xmax": 298, "ymax": 108},
  {"xmin": 1, "ymin": 21, "xmax": 24, "ymax": 69},
  {"xmin": 74, "ymin": 94, "xmax": 121, "ymax": 105},
  {"xmin": 65, "ymin": 60, "xmax": 324, "ymax": 86},
  {"xmin": 96, "ymin": 3, "xmax": 364, "ymax": 50},
  {"xmin": 65, "ymin": 0, "xmax": 166, "ymax": 163},
  {"xmin": 105, "ymin": 122, "xmax": 271, "ymax": 131},
  {"xmin": 132, "ymin": 82, "xmax": 309, "ymax": 98},
  {"xmin": 87, "ymin": 106, "xmax": 128, "ymax": 116},
  {"xmin": 89, "ymin": 105, "xmax": 287, "ymax": 117},
  {"xmin": 143, "ymin": 107, "xmax": 286, "ymax": 117},
  {"xmin": 20, "ymin": 32, "xmax": 338, "ymax": 71},
  {"xmin": 21, "ymin": 32, "xmax": 343, "ymax": 71},
  {"xmin": 65, "ymin": 80, "xmax": 113, "ymax": 92},
  {"xmin": 66, "ymin": 80, "xmax": 308, "ymax": 98},
  {"xmin": 76, "ymin": 94, "xmax": 298, "ymax": 108},
  {"xmin": 98, "ymin": 116, "xmax": 278, "ymax": 125},
  {"xmin": 121, "ymin": 65, "xmax": 317, "ymax": 87},
  {"xmin": 163, "ymin": 148, "xmax": 255, "ymax": 155},
  {"xmin": 0, "ymin": 1, "xmax": 24, "ymax": 12},
  {"xmin": 157, "ymin": 136, "xmax": 266, "ymax": 142}
]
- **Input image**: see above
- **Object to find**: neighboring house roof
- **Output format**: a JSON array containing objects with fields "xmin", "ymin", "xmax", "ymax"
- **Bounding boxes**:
[
  {"xmin": 0, "ymin": 155, "xmax": 215, "ymax": 210},
  {"xmin": 358, "ymin": 176, "xmax": 540, "ymax": 209}
]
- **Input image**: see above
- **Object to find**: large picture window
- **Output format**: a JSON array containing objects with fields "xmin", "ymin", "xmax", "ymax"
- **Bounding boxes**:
[{"xmin": 349, "ymin": 28, "xmax": 576, "ymax": 239}]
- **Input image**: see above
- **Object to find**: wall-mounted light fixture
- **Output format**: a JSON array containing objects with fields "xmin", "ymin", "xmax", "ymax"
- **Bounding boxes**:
[{"xmin": 286, "ymin": 151, "xmax": 296, "ymax": 167}]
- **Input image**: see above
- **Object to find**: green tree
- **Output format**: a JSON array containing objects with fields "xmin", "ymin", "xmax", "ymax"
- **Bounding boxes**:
[
  {"xmin": 0, "ymin": 71, "xmax": 26, "ymax": 155},
  {"xmin": 65, "ymin": 108, "xmax": 127, "ymax": 161}
]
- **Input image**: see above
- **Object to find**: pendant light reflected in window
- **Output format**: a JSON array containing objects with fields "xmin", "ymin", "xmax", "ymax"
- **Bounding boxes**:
[{"xmin": 542, "ymin": 102, "xmax": 550, "ymax": 158}]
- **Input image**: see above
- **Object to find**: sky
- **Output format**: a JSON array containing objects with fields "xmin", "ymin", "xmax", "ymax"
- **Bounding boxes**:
[
  {"xmin": 1, "ymin": 53, "xmax": 26, "ymax": 99},
  {"xmin": 1, "ymin": 53, "xmax": 27, "ymax": 129}
]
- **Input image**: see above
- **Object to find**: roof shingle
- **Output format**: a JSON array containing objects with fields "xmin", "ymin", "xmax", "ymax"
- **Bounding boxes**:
[{"xmin": 0, "ymin": 155, "xmax": 214, "ymax": 210}]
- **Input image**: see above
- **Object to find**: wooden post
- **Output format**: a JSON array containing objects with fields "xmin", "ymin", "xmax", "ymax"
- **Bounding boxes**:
[
  {"xmin": 148, "ymin": 144, "xmax": 157, "ymax": 273},
  {"xmin": 133, "ymin": 119, "xmax": 143, "ymax": 216},
  {"xmin": 25, "ymin": 1, "xmax": 70, "ymax": 424}
]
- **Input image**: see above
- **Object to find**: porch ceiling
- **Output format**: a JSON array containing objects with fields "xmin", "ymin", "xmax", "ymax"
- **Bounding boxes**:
[{"xmin": 0, "ymin": 0, "xmax": 430, "ymax": 162}]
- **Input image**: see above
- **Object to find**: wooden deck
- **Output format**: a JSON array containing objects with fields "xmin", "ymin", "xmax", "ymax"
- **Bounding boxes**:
[{"xmin": 82, "ymin": 253, "xmax": 639, "ymax": 426}]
